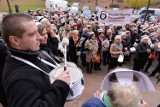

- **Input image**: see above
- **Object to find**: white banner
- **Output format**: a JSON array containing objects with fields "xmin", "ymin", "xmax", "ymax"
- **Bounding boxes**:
[{"xmin": 98, "ymin": 8, "xmax": 133, "ymax": 26}]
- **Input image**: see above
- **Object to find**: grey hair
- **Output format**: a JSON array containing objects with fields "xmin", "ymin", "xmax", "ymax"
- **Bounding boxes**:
[
  {"xmin": 114, "ymin": 35, "xmax": 122, "ymax": 42},
  {"xmin": 109, "ymin": 82, "xmax": 141, "ymax": 107},
  {"xmin": 40, "ymin": 18, "xmax": 49, "ymax": 26},
  {"xmin": 140, "ymin": 35, "xmax": 149, "ymax": 43},
  {"xmin": 72, "ymin": 30, "xmax": 79, "ymax": 35}
]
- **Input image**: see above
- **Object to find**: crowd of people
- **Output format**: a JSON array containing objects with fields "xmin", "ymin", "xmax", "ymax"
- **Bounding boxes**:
[
  {"xmin": 0, "ymin": 8, "xmax": 160, "ymax": 107},
  {"xmin": 24, "ymin": 9, "xmax": 160, "ymax": 74}
]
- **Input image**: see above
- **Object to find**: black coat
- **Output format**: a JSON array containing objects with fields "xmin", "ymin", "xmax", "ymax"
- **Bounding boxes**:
[
  {"xmin": 134, "ymin": 43, "xmax": 150, "ymax": 63},
  {"xmin": 0, "ymin": 41, "xmax": 7, "ymax": 67},
  {"xmin": 47, "ymin": 33, "xmax": 59, "ymax": 56},
  {"xmin": 130, "ymin": 33, "xmax": 140, "ymax": 46},
  {"xmin": 69, "ymin": 37, "xmax": 78, "ymax": 64},
  {"xmin": 2, "ymin": 48, "xmax": 69, "ymax": 107},
  {"xmin": 0, "ymin": 41, "xmax": 8, "ymax": 107}
]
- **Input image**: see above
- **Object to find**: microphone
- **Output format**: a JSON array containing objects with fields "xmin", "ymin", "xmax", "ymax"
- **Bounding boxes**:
[{"xmin": 62, "ymin": 37, "xmax": 69, "ymax": 71}]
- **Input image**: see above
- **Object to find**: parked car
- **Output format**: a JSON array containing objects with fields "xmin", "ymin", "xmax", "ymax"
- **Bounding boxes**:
[
  {"xmin": 45, "ymin": 0, "xmax": 70, "ymax": 12},
  {"xmin": 132, "ymin": 7, "xmax": 160, "ymax": 18}
]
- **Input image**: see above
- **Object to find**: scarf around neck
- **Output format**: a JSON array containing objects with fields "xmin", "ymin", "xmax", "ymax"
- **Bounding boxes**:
[{"xmin": 102, "ymin": 92, "xmax": 114, "ymax": 107}]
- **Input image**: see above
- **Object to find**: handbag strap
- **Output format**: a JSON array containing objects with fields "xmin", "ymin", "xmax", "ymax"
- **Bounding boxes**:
[{"xmin": 11, "ymin": 55, "xmax": 56, "ymax": 80}]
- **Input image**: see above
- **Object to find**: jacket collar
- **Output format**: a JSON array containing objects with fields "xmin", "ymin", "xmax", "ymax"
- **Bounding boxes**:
[{"xmin": 9, "ymin": 47, "xmax": 40, "ymax": 61}]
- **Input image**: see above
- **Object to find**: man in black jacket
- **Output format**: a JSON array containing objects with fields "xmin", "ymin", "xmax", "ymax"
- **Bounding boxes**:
[
  {"xmin": 1, "ymin": 13, "xmax": 70, "ymax": 107},
  {"xmin": 0, "ymin": 30, "xmax": 8, "ymax": 107},
  {"xmin": 133, "ymin": 35, "xmax": 151, "ymax": 71}
]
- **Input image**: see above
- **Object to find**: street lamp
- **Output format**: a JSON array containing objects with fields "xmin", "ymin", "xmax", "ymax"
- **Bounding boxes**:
[{"xmin": 143, "ymin": 0, "xmax": 151, "ymax": 24}]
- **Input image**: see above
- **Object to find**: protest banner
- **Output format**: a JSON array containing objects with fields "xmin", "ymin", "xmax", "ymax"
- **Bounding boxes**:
[{"xmin": 98, "ymin": 8, "xmax": 133, "ymax": 26}]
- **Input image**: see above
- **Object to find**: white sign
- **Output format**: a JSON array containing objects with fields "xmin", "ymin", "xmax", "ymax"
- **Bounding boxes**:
[{"xmin": 98, "ymin": 8, "xmax": 133, "ymax": 26}]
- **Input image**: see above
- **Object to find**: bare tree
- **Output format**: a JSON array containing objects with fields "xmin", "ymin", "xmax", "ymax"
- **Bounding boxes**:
[
  {"xmin": 96, "ymin": 0, "xmax": 98, "ymax": 5},
  {"xmin": 111, "ymin": 0, "xmax": 114, "ymax": 5},
  {"xmin": 6, "ymin": 0, "xmax": 12, "ymax": 13}
]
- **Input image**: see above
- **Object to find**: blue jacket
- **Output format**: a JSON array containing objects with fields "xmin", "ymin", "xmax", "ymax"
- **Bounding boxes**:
[{"xmin": 82, "ymin": 97, "xmax": 105, "ymax": 107}]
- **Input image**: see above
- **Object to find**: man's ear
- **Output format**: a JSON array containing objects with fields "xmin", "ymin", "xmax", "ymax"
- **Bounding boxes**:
[{"xmin": 9, "ymin": 36, "xmax": 20, "ymax": 47}]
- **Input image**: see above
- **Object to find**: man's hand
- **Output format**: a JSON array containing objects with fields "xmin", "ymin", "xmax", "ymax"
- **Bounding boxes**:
[
  {"xmin": 57, "ymin": 70, "xmax": 70, "ymax": 85},
  {"xmin": 94, "ymin": 90, "xmax": 101, "ymax": 99},
  {"xmin": 124, "ymin": 47, "xmax": 128, "ymax": 51},
  {"xmin": 146, "ymin": 49, "xmax": 151, "ymax": 53}
]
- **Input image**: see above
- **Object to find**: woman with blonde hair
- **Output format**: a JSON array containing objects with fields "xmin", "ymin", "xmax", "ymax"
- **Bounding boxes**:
[
  {"xmin": 37, "ymin": 22, "xmax": 62, "ymax": 64},
  {"xmin": 36, "ymin": 22, "xmax": 48, "ymax": 47},
  {"xmin": 108, "ymin": 35, "xmax": 123, "ymax": 71},
  {"xmin": 82, "ymin": 68, "xmax": 152, "ymax": 107}
]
